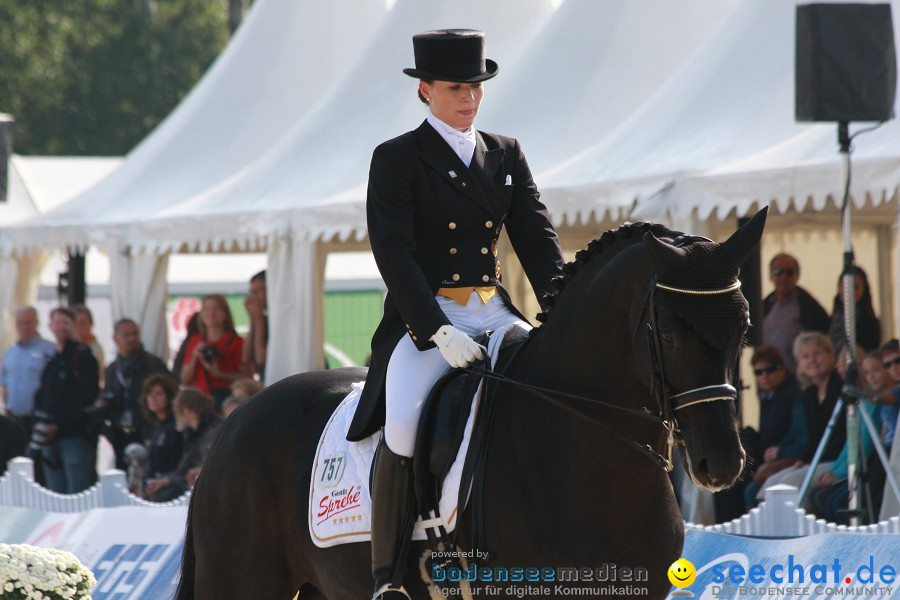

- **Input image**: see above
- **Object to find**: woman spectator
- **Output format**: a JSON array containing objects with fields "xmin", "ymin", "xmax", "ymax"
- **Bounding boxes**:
[
  {"xmin": 144, "ymin": 387, "xmax": 222, "ymax": 501},
  {"xmin": 138, "ymin": 373, "xmax": 183, "ymax": 500},
  {"xmin": 828, "ymin": 266, "xmax": 880, "ymax": 355},
  {"xmin": 743, "ymin": 346, "xmax": 800, "ymax": 508},
  {"xmin": 179, "ymin": 295, "xmax": 248, "ymax": 410},
  {"xmin": 757, "ymin": 332, "xmax": 847, "ymax": 502}
]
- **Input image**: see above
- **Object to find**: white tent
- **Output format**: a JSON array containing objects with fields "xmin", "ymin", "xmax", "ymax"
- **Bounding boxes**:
[{"xmin": 0, "ymin": 156, "xmax": 122, "ymax": 346}]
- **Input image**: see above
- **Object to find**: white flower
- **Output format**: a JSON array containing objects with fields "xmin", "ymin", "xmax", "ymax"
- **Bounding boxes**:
[{"xmin": 0, "ymin": 544, "xmax": 95, "ymax": 599}]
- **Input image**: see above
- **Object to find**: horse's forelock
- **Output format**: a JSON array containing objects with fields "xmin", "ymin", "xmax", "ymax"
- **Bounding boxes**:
[{"xmin": 655, "ymin": 240, "xmax": 748, "ymax": 349}]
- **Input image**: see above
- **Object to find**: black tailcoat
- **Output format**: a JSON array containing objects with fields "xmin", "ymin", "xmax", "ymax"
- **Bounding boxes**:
[{"xmin": 347, "ymin": 120, "xmax": 563, "ymax": 441}]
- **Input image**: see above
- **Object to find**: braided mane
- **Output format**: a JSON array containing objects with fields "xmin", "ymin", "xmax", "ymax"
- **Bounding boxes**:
[{"xmin": 535, "ymin": 221, "xmax": 678, "ymax": 324}]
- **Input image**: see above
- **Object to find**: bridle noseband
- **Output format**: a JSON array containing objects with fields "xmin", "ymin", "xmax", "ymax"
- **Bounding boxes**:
[{"xmin": 646, "ymin": 275, "xmax": 741, "ymax": 470}]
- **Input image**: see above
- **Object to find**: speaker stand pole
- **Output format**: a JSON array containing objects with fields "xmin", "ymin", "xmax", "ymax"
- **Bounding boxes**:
[{"xmin": 836, "ymin": 120, "xmax": 865, "ymax": 527}]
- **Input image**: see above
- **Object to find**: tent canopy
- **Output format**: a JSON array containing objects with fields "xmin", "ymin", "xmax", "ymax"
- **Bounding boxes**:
[{"xmin": 3, "ymin": 0, "xmax": 899, "ymax": 380}]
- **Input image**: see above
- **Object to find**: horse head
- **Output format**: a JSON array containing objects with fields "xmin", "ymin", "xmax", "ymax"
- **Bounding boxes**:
[{"xmin": 636, "ymin": 208, "xmax": 767, "ymax": 491}]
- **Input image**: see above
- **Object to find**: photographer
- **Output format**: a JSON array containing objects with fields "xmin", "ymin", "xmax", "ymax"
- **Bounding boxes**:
[
  {"xmin": 101, "ymin": 319, "xmax": 170, "ymax": 469},
  {"xmin": 180, "ymin": 294, "xmax": 248, "ymax": 411},
  {"xmin": 31, "ymin": 307, "xmax": 99, "ymax": 494}
]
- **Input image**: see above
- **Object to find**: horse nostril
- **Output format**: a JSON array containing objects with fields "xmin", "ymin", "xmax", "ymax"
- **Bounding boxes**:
[{"xmin": 694, "ymin": 458, "xmax": 710, "ymax": 480}]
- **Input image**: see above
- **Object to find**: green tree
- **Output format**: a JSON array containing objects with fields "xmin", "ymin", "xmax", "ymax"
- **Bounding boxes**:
[{"xmin": 0, "ymin": 0, "xmax": 230, "ymax": 155}]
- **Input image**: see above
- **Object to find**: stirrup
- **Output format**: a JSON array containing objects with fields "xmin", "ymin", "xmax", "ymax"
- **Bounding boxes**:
[{"xmin": 372, "ymin": 582, "xmax": 411, "ymax": 600}]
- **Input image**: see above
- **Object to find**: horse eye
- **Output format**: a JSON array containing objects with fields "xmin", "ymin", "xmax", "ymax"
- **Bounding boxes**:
[{"xmin": 660, "ymin": 330, "xmax": 675, "ymax": 344}]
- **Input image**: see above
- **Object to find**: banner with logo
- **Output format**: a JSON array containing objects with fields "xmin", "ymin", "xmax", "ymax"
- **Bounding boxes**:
[
  {"xmin": 0, "ymin": 505, "xmax": 187, "ymax": 599},
  {"xmin": 671, "ymin": 530, "xmax": 900, "ymax": 600}
]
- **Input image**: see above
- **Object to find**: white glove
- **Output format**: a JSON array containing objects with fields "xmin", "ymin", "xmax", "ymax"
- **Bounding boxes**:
[{"xmin": 430, "ymin": 325, "xmax": 485, "ymax": 369}]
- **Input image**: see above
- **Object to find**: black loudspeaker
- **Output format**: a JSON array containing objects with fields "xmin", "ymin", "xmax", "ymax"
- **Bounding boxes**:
[{"xmin": 796, "ymin": 3, "xmax": 897, "ymax": 122}]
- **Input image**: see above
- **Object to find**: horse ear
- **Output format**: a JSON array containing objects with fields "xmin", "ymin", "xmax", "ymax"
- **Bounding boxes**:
[
  {"xmin": 643, "ymin": 231, "xmax": 688, "ymax": 274},
  {"xmin": 721, "ymin": 207, "xmax": 768, "ymax": 265}
]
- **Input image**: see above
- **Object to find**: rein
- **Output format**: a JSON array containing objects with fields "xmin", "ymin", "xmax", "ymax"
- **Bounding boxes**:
[{"xmin": 466, "ymin": 275, "xmax": 742, "ymax": 472}]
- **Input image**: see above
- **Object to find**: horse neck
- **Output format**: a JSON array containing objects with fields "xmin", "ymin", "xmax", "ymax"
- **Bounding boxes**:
[
  {"xmin": 493, "ymin": 237, "xmax": 667, "ymax": 469},
  {"xmin": 520, "ymin": 238, "xmax": 652, "ymax": 398}
]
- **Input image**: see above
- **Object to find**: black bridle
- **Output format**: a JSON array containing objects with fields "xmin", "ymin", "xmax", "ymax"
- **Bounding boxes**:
[
  {"xmin": 645, "ymin": 275, "xmax": 741, "ymax": 470},
  {"xmin": 465, "ymin": 275, "xmax": 742, "ymax": 471}
]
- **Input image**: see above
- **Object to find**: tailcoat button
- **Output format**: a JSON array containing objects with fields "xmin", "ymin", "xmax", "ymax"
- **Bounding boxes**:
[
  {"xmin": 481, "ymin": 247, "xmax": 488, "ymax": 254},
  {"xmin": 452, "ymin": 274, "xmax": 460, "ymax": 282},
  {"xmin": 450, "ymin": 248, "xmax": 457, "ymax": 255},
  {"xmin": 485, "ymin": 220, "xmax": 493, "ymax": 228},
  {"xmin": 482, "ymin": 275, "xmax": 490, "ymax": 282},
  {"xmin": 449, "ymin": 222, "xmax": 457, "ymax": 230}
]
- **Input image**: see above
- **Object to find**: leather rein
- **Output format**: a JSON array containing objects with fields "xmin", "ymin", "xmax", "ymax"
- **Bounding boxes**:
[{"xmin": 465, "ymin": 276, "xmax": 741, "ymax": 471}]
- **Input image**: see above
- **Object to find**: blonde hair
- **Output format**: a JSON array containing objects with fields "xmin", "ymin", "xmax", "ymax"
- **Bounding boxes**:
[{"xmin": 793, "ymin": 331, "xmax": 834, "ymax": 387}]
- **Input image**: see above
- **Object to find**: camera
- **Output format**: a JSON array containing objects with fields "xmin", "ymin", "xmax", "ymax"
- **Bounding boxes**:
[
  {"xmin": 201, "ymin": 346, "xmax": 219, "ymax": 362},
  {"xmin": 24, "ymin": 410, "xmax": 56, "ymax": 460}
]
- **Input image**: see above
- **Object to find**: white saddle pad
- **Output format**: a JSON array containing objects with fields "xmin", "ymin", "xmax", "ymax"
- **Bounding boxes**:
[{"xmin": 308, "ymin": 323, "xmax": 529, "ymax": 549}]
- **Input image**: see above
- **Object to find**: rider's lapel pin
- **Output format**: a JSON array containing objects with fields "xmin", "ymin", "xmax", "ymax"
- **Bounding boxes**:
[{"xmin": 449, "ymin": 170, "xmax": 457, "ymax": 178}]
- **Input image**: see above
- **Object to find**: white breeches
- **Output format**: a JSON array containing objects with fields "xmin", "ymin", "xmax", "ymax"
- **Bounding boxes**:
[{"xmin": 383, "ymin": 291, "xmax": 528, "ymax": 457}]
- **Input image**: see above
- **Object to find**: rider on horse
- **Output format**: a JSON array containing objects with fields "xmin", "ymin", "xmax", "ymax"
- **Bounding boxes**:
[{"xmin": 345, "ymin": 29, "xmax": 565, "ymax": 600}]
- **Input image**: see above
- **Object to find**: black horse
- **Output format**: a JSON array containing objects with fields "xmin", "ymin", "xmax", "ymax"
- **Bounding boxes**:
[{"xmin": 176, "ymin": 210, "xmax": 766, "ymax": 600}]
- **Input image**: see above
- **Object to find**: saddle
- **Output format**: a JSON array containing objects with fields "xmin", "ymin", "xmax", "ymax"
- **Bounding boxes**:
[{"xmin": 408, "ymin": 332, "xmax": 525, "ymax": 560}]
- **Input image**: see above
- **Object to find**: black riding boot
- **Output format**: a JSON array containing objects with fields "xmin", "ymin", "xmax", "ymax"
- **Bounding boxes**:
[{"xmin": 371, "ymin": 437, "xmax": 415, "ymax": 600}]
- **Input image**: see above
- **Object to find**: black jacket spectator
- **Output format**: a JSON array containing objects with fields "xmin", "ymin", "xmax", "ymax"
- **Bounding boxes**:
[
  {"xmin": 759, "ymin": 374, "xmax": 800, "ymax": 452},
  {"xmin": 34, "ymin": 339, "xmax": 99, "ymax": 440},
  {"xmin": 148, "ymin": 413, "xmax": 183, "ymax": 478},
  {"xmin": 103, "ymin": 348, "xmax": 170, "ymax": 467},
  {"xmin": 801, "ymin": 370, "xmax": 846, "ymax": 463},
  {"xmin": 763, "ymin": 287, "xmax": 830, "ymax": 334},
  {"xmin": 0, "ymin": 415, "xmax": 27, "ymax": 476}
]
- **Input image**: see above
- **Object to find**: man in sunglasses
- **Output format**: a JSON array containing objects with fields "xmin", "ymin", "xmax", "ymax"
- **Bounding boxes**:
[
  {"xmin": 742, "ymin": 346, "xmax": 800, "ymax": 509},
  {"xmin": 763, "ymin": 253, "xmax": 830, "ymax": 372}
]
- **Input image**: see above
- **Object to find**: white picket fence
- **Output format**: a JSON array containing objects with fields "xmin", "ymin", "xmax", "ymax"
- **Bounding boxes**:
[
  {"xmin": 686, "ymin": 483, "xmax": 900, "ymax": 536},
  {"xmin": 3, "ymin": 457, "xmax": 900, "ymax": 537},
  {"xmin": 0, "ymin": 457, "xmax": 189, "ymax": 512}
]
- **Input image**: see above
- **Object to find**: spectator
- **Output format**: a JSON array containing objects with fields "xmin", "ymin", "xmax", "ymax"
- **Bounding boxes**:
[
  {"xmin": 743, "ymin": 346, "xmax": 800, "ymax": 508},
  {"xmin": 230, "ymin": 377, "xmax": 263, "ymax": 400},
  {"xmin": 0, "ymin": 414, "xmax": 27, "ymax": 476},
  {"xmin": 101, "ymin": 319, "xmax": 170, "ymax": 469},
  {"xmin": 0, "ymin": 306, "xmax": 56, "ymax": 431},
  {"xmin": 828, "ymin": 266, "xmax": 880, "ymax": 355},
  {"xmin": 220, "ymin": 394, "xmax": 245, "ymax": 418},
  {"xmin": 33, "ymin": 307, "xmax": 100, "ymax": 494},
  {"xmin": 242, "ymin": 270, "xmax": 268, "ymax": 383},
  {"xmin": 172, "ymin": 311, "xmax": 200, "ymax": 381},
  {"xmin": 861, "ymin": 350, "xmax": 889, "ymax": 398},
  {"xmin": 752, "ymin": 346, "xmax": 800, "ymax": 455},
  {"xmin": 144, "ymin": 387, "xmax": 222, "ymax": 501},
  {"xmin": 757, "ymin": 332, "xmax": 846, "ymax": 500},
  {"xmin": 809, "ymin": 398, "xmax": 882, "ymax": 523},
  {"xmin": 138, "ymin": 373, "xmax": 183, "ymax": 501},
  {"xmin": 72, "ymin": 305, "xmax": 105, "ymax": 385},
  {"xmin": 180, "ymin": 295, "xmax": 248, "ymax": 410},
  {"xmin": 878, "ymin": 341, "xmax": 900, "ymax": 520},
  {"xmin": 875, "ymin": 340, "xmax": 900, "ymax": 453},
  {"xmin": 763, "ymin": 253, "xmax": 830, "ymax": 372}
]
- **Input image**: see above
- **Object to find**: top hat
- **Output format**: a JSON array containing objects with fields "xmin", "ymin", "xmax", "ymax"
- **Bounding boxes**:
[{"xmin": 402, "ymin": 29, "xmax": 498, "ymax": 83}]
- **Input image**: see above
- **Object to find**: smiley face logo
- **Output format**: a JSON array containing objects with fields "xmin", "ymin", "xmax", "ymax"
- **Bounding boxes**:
[{"xmin": 667, "ymin": 558, "xmax": 696, "ymax": 588}]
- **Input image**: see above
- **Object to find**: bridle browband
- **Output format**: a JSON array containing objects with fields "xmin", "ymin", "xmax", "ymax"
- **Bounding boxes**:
[{"xmin": 465, "ymin": 274, "xmax": 742, "ymax": 471}]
